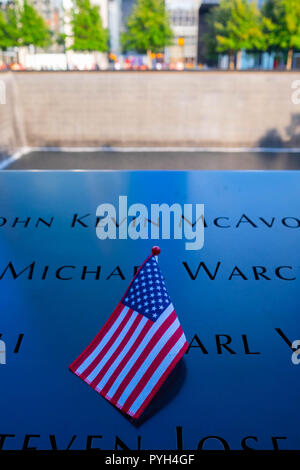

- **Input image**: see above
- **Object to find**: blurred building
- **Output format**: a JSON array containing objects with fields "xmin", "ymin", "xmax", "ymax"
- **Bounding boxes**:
[
  {"xmin": 114, "ymin": 0, "xmax": 268, "ymax": 67},
  {"xmin": 165, "ymin": 0, "xmax": 201, "ymax": 67},
  {"xmin": 33, "ymin": 0, "xmax": 61, "ymax": 31},
  {"xmin": 121, "ymin": 0, "xmax": 135, "ymax": 23},
  {"xmin": 108, "ymin": 0, "xmax": 122, "ymax": 54},
  {"xmin": 0, "ymin": 0, "xmax": 14, "ymax": 7},
  {"xmin": 31, "ymin": 0, "xmax": 64, "ymax": 53},
  {"xmin": 121, "ymin": 0, "xmax": 202, "ymax": 67},
  {"xmin": 197, "ymin": 0, "xmax": 219, "ymax": 66}
]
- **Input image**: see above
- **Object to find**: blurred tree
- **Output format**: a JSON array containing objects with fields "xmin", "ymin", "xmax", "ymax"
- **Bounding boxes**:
[
  {"xmin": 205, "ymin": 0, "xmax": 265, "ymax": 70},
  {"xmin": 0, "ymin": 11, "xmax": 12, "ymax": 51},
  {"xmin": 4, "ymin": 5, "xmax": 20, "ymax": 48},
  {"xmin": 122, "ymin": 0, "xmax": 173, "ymax": 69},
  {"xmin": 0, "ymin": 4, "xmax": 20, "ymax": 66},
  {"xmin": 55, "ymin": 32, "xmax": 67, "ymax": 49},
  {"xmin": 262, "ymin": 0, "xmax": 300, "ymax": 70},
  {"xmin": 71, "ymin": 0, "xmax": 109, "ymax": 52},
  {"xmin": 0, "ymin": 4, "xmax": 19, "ymax": 51},
  {"xmin": 203, "ymin": 2, "xmax": 232, "ymax": 67},
  {"xmin": 19, "ymin": 1, "xmax": 51, "ymax": 49}
]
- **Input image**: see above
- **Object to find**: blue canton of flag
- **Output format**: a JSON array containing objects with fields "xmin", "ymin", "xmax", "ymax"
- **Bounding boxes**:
[{"xmin": 122, "ymin": 256, "xmax": 171, "ymax": 321}]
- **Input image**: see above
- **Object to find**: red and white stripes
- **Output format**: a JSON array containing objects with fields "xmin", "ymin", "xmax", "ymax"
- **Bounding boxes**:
[{"xmin": 69, "ymin": 302, "xmax": 188, "ymax": 419}]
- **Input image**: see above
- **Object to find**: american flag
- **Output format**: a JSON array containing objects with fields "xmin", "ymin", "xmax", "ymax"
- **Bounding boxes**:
[{"xmin": 69, "ymin": 248, "xmax": 188, "ymax": 419}]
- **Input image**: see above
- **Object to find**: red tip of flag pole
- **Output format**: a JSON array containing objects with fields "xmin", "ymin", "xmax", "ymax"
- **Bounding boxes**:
[{"xmin": 152, "ymin": 246, "xmax": 161, "ymax": 256}]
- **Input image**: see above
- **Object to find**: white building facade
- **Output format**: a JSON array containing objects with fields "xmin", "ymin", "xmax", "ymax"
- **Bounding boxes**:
[{"xmin": 165, "ymin": 0, "xmax": 201, "ymax": 66}]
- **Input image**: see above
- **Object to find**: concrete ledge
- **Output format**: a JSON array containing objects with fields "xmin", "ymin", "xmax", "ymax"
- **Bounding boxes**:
[{"xmin": 1, "ymin": 71, "xmax": 299, "ymax": 149}]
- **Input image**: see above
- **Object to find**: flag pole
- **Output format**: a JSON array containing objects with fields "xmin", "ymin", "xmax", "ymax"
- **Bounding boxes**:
[{"xmin": 152, "ymin": 246, "xmax": 161, "ymax": 263}]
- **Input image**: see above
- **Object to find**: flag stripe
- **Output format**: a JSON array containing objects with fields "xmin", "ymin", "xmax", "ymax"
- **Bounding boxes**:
[
  {"xmin": 69, "ymin": 302, "xmax": 125, "ymax": 372},
  {"xmin": 107, "ymin": 306, "xmax": 176, "ymax": 404},
  {"xmin": 117, "ymin": 318, "xmax": 180, "ymax": 408},
  {"xmin": 94, "ymin": 314, "xmax": 149, "ymax": 391},
  {"xmin": 89, "ymin": 313, "xmax": 143, "ymax": 388},
  {"xmin": 131, "ymin": 339, "xmax": 189, "ymax": 419},
  {"xmin": 105, "ymin": 303, "xmax": 174, "ymax": 401},
  {"xmin": 76, "ymin": 306, "xmax": 129, "ymax": 376},
  {"xmin": 99, "ymin": 317, "xmax": 153, "ymax": 397},
  {"xmin": 80, "ymin": 307, "xmax": 133, "ymax": 381},
  {"xmin": 86, "ymin": 310, "xmax": 139, "ymax": 384},
  {"xmin": 122, "ymin": 326, "xmax": 184, "ymax": 414}
]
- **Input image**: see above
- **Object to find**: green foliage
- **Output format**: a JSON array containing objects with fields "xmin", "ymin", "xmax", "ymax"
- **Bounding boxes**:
[
  {"xmin": 55, "ymin": 32, "xmax": 67, "ymax": 48},
  {"xmin": 4, "ymin": 6, "xmax": 20, "ymax": 48},
  {"xmin": 71, "ymin": 0, "xmax": 109, "ymax": 52},
  {"xmin": 213, "ymin": 0, "xmax": 265, "ymax": 54},
  {"xmin": 262, "ymin": 0, "xmax": 300, "ymax": 51},
  {"xmin": 0, "ymin": 5, "xmax": 20, "ymax": 50},
  {"xmin": 203, "ymin": 1, "xmax": 232, "ymax": 58},
  {"xmin": 0, "ymin": 11, "xmax": 11, "ymax": 50},
  {"xmin": 122, "ymin": 0, "xmax": 173, "ymax": 53},
  {"xmin": 19, "ymin": 1, "xmax": 51, "ymax": 48}
]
